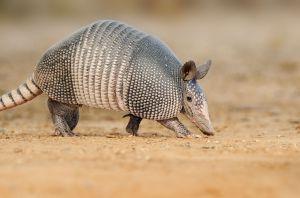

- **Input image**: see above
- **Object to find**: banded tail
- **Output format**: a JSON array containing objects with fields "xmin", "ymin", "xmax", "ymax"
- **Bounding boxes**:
[{"xmin": 0, "ymin": 75, "xmax": 42, "ymax": 111}]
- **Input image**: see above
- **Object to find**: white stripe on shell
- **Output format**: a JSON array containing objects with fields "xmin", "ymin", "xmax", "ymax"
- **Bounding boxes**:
[
  {"xmin": 19, "ymin": 84, "xmax": 33, "ymax": 100},
  {"xmin": 11, "ymin": 90, "xmax": 24, "ymax": 104},
  {"xmin": 1, "ymin": 94, "xmax": 14, "ymax": 108},
  {"xmin": 26, "ymin": 78, "xmax": 39, "ymax": 93}
]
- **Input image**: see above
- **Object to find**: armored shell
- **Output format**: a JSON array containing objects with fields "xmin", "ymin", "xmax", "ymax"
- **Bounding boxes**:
[{"xmin": 34, "ymin": 20, "xmax": 183, "ymax": 120}]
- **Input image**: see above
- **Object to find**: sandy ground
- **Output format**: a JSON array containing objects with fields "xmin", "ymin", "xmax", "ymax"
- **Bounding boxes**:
[{"xmin": 0, "ymin": 13, "xmax": 300, "ymax": 198}]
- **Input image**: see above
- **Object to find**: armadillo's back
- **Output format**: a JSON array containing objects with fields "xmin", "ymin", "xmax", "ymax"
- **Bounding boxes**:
[{"xmin": 35, "ymin": 20, "xmax": 183, "ymax": 120}]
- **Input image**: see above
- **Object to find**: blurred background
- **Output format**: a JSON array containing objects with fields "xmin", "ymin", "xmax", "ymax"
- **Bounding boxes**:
[{"xmin": 0, "ymin": 0, "xmax": 299, "ymax": 125}]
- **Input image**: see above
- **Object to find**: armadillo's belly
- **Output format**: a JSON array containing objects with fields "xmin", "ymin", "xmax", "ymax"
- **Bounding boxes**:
[{"xmin": 35, "ymin": 20, "xmax": 147, "ymax": 112}]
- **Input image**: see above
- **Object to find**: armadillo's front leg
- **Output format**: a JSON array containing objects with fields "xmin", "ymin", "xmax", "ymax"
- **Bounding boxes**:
[
  {"xmin": 157, "ymin": 117, "xmax": 196, "ymax": 138},
  {"xmin": 48, "ymin": 98, "xmax": 79, "ymax": 137},
  {"xmin": 51, "ymin": 115, "xmax": 75, "ymax": 136},
  {"xmin": 123, "ymin": 114, "xmax": 142, "ymax": 136}
]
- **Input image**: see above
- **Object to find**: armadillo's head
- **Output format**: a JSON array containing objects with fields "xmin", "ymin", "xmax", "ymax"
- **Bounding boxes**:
[{"xmin": 181, "ymin": 60, "xmax": 214, "ymax": 136}]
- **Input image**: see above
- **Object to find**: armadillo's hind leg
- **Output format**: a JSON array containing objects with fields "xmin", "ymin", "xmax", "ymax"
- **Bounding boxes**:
[
  {"xmin": 157, "ymin": 117, "xmax": 198, "ymax": 138},
  {"xmin": 48, "ymin": 98, "xmax": 79, "ymax": 137},
  {"xmin": 67, "ymin": 108, "xmax": 79, "ymax": 131},
  {"xmin": 123, "ymin": 114, "xmax": 142, "ymax": 136}
]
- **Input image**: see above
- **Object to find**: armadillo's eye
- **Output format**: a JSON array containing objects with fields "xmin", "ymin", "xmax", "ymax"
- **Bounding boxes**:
[{"xmin": 187, "ymin": 96, "xmax": 192, "ymax": 102}]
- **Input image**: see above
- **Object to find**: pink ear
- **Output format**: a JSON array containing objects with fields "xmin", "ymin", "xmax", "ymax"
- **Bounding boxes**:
[
  {"xmin": 181, "ymin": 60, "xmax": 197, "ymax": 81},
  {"xmin": 196, "ymin": 60, "xmax": 211, "ymax": 79}
]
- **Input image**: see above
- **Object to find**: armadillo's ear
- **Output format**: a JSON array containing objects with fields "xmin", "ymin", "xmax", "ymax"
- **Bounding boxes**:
[
  {"xmin": 181, "ymin": 60, "xmax": 197, "ymax": 81},
  {"xmin": 195, "ymin": 60, "xmax": 212, "ymax": 79}
]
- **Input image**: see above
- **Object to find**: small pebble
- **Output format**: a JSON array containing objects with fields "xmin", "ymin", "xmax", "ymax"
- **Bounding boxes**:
[
  {"xmin": 202, "ymin": 146, "xmax": 215, "ymax": 150},
  {"xmin": 14, "ymin": 148, "xmax": 23, "ymax": 153},
  {"xmin": 106, "ymin": 134, "xmax": 118, "ymax": 138}
]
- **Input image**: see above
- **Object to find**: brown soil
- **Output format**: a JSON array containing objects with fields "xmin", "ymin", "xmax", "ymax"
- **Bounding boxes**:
[{"xmin": 0, "ymin": 13, "xmax": 299, "ymax": 198}]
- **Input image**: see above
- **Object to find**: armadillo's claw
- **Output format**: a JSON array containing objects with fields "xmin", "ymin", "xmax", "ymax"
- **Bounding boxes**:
[
  {"xmin": 126, "ymin": 127, "xmax": 138, "ymax": 136},
  {"xmin": 52, "ymin": 129, "xmax": 77, "ymax": 137},
  {"xmin": 176, "ymin": 133, "xmax": 200, "ymax": 139},
  {"xmin": 157, "ymin": 117, "xmax": 196, "ymax": 138},
  {"xmin": 125, "ymin": 114, "xmax": 142, "ymax": 136}
]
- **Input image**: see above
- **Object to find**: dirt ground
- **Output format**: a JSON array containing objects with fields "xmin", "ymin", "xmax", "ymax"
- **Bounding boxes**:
[{"xmin": 0, "ymin": 13, "xmax": 299, "ymax": 198}]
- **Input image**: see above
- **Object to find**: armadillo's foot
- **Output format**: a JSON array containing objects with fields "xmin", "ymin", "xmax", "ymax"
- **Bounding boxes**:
[
  {"xmin": 48, "ymin": 98, "xmax": 80, "ymax": 137},
  {"xmin": 123, "ymin": 114, "xmax": 142, "ymax": 136},
  {"xmin": 157, "ymin": 117, "xmax": 194, "ymax": 138},
  {"xmin": 52, "ymin": 128, "xmax": 76, "ymax": 137}
]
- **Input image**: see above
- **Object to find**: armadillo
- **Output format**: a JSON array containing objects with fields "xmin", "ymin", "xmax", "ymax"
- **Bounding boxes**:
[{"xmin": 0, "ymin": 20, "xmax": 214, "ymax": 137}]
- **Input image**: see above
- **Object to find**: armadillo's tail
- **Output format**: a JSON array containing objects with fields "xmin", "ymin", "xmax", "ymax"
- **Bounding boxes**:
[{"xmin": 0, "ymin": 74, "xmax": 42, "ymax": 112}]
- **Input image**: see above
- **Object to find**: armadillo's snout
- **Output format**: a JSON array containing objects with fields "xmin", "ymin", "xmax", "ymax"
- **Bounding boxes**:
[
  {"xmin": 200, "ymin": 122, "xmax": 214, "ymax": 136},
  {"xmin": 194, "ymin": 118, "xmax": 214, "ymax": 136}
]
